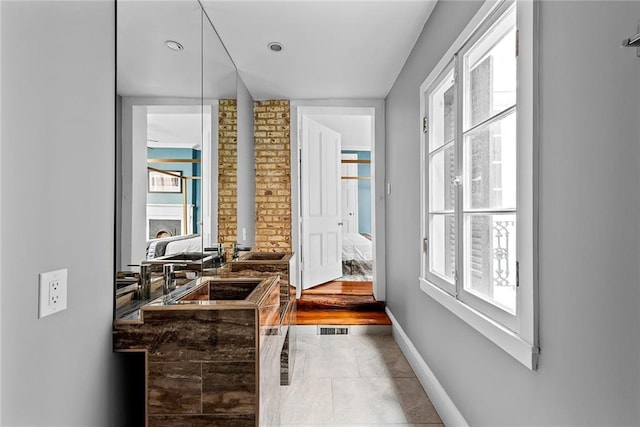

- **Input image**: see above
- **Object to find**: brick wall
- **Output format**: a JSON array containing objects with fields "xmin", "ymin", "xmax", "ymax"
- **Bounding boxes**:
[
  {"xmin": 218, "ymin": 99, "xmax": 237, "ymax": 258},
  {"xmin": 254, "ymin": 100, "xmax": 292, "ymax": 252}
]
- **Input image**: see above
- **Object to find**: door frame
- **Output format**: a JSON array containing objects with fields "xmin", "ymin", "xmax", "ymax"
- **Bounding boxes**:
[
  {"xmin": 341, "ymin": 153, "xmax": 359, "ymax": 234},
  {"xmin": 290, "ymin": 101, "xmax": 386, "ymax": 301}
]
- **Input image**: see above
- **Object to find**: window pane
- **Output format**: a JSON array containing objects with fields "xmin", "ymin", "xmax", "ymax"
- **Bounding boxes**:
[
  {"xmin": 464, "ymin": 10, "xmax": 516, "ymax": 129},
  {"xmin": 430, "ymin": 214, "xmax": 456, "ymax": 282},
  {"xmin": 429, "ymin": 70, "xmax": 455, "ymax": 152},
  {"xmin": 464, "ymin": 213, "xmax": 516, "ymax": 313},
  {"xmin": 463, "ymin": 112, "xmax": 516, "ymax": 210},
  {"xmin": 429, "ymin": 144, "xmax": 456, "ymax": 212}
]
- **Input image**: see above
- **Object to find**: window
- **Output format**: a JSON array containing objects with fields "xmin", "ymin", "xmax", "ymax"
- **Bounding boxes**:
[{"xmin": 420, "ymin": 0, "xmax": 539, "ymax": 369}]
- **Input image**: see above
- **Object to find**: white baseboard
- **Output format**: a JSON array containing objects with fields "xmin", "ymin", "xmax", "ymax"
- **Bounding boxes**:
[{"xmin": 386, "ymin": 308, "xmax": 469, "ymax": 427}]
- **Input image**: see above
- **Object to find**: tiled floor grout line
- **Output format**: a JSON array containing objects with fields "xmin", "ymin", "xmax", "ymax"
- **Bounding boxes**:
[
  {"xmin": 282, "ymin": 333, "xmax": 443, "ymax": 426},
  {"xmin": 354, "ymin": 347, "xmax": 363, "ymax": 379},
  {"xmin": 330, "ymin": 377, "xmax": 336, "ymax": 424}
]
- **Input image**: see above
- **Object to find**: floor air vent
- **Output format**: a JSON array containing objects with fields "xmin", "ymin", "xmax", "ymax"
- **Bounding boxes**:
[{"xmin": 318, "ymin": 326, "xmax": 349, "ymax": 335}]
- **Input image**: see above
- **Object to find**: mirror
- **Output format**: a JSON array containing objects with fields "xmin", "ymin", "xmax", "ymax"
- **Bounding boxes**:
[{"xmin": 115, "ymin": 1, "xmax": 237, "ymax": 318}]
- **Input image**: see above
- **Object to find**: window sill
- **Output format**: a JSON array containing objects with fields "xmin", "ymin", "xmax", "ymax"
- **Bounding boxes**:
[{"xmin": 419, "ymin": 278, "xmax": 538, "ymax": 370}]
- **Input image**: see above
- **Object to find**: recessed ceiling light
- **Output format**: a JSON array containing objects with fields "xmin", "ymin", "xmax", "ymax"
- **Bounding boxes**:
[
  {"xmin": 267, "ymin": 42, "xmax": 284, "ymax": 53},
  {"xmin": 165, "ymin": 40, "xmax": 184, "ymax": 51}
]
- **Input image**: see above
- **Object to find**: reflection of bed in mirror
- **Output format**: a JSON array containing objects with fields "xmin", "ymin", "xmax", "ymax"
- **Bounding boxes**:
[
  {"xmin": 342, "ymin": 233, "xmax": 373, "ymax": 280},
  {"xmin": 146, "ymin": 234, "xmax": 202, "ymax": 260}
]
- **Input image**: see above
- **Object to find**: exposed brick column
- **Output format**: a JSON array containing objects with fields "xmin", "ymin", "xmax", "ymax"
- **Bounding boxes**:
[
  {"xmin": 218, "ymin": 99, "xmax": 237, "ymax": 258},
  {"xmin": 254, "ymin": 100, "xmax": 292, "ymax": 252}
]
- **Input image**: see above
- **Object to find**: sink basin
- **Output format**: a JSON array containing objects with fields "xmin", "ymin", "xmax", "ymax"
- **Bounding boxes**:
[
  {"xmin": 177, "ymin": 278, "xmax": 263, "ymax": 302},
  {"xmin": 240, "ymin": 252, "xmax": 288, "ymax": 261},
  {"xmin": 143, "ymin": 252, "xmax": 218, "ymax": 270},
  {"xmin": 160, "ymin": 252, "xmax": 208, "ymax": 261}
]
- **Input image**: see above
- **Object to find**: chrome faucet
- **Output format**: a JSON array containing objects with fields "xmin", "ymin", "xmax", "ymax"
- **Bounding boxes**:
[
  {"xmin": 139, "ymin": 264, "xmax": 151, "ymax": 299},
  {"xmin": 127, "ymin": 264, "xmax": 151, "ymax": 300},
  {"xmin": 163, "ymin": 263, "xmax": 193, "ymax": 295},
  {"xmin": 163, "ymin": 264, "xmax": 178, "ymax": 295}
]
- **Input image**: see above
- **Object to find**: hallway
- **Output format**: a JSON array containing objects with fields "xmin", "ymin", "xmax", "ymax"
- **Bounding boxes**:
[{"xmin": 281, "ymin": 333, "xmax": 443, "ymax": 426}]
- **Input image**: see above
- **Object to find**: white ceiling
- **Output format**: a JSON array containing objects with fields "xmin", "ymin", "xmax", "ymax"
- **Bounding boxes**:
[
  {"xmin": 147, "ymin": 110, "xmax": 209, "ymax": 149},
  {"xmin": 201, "ymin": 1, "xmax": 436, "ymax": 100},
  {"xmin": 117, "ymin": 1, "xmax": 236, "ymax": 99},
  {"xmin": 118, "ymin": 1, "xmax": 435, "ymax": 101}
]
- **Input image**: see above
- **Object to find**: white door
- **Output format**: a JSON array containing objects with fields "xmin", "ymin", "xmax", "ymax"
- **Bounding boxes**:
[
  {"xmin": 301, "ymin": 117, "xmax": 343, "ymax": 289},
  {"xmin": 341, "ymin": 153, "xmax": 358, "ymax": 234}
]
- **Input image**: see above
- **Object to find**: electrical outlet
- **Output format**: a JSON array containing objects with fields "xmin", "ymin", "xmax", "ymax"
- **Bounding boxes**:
[
  {"xmin": 50, "ymin": 281, "xmax": 60, "ymax": 305},
  {"xmin": 39, "ymin": 268, "xmax": 67, "ymax": 318}
]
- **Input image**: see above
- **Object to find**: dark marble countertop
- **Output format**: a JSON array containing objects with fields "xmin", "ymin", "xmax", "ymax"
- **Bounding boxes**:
[{"xmin": 113, "ymin": 275, "xmax": 281, "ymax": 324}]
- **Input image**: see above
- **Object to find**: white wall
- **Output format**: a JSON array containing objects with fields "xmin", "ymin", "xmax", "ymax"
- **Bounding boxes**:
[
  {"xmin": 0, "ymin": 0, "xmax": 3, "ymax": 420},
  {"xmin": 308, "ymin": 115, "xmax": 372, "ymax": 150},
  {"xmin": 237, "ymin": 77, "xmax": 255, "ymax": 247},
  {"xmin": 1, "ymin": 1, "xmax": 117, "ymax": 425},
  {"xmin": 386, "ymin": 0, "xmax": 640, "ymax": 425}
]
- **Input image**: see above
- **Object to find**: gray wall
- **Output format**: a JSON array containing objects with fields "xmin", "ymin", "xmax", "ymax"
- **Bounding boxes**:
[
  {"xmin": 0, "ymin": 0, "xmax": 4, "ymax": 420},
  {"xmin": 237, "ymin": 77, "xmax": 256, "ymax": 247},
  {"xmin": 1, "ymin": 1, "xmax": 117, "ymax": 425},
  {"xmin": 385, "ymin": 1, "xmax": 640, "ymax": 425}
]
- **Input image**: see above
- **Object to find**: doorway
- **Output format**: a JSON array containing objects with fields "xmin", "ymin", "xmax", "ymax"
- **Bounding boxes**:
[
  {"xmin": 294, "ymin": 106, "xmax": 378, "ymax": 300},
  {"xmin": 341, "ymin": 153, "xmax": 359, "ymax": 234}
]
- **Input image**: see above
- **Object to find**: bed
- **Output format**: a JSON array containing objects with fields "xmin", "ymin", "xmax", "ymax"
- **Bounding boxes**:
[
  {"xmin": 146, "ymin": 234, "xmax": 202, "ymax": 260},
  {"xmin": 342, "ymin": 233, "xmax": 373, "ymax": 279}
]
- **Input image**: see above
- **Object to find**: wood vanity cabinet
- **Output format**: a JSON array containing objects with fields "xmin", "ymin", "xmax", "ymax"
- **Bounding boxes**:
[
  {"xmin": 218, "ymin": 251, "xmax": 297, "ymax": 386},
  {"xmin": 113, "ymin": 275, "xmax": 287, "ymax": 426}
]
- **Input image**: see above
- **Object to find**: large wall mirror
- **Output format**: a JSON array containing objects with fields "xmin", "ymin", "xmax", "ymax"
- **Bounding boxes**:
[{"xmin": 115, "ymin": 0, "xmax": 237, "ymax": 319}]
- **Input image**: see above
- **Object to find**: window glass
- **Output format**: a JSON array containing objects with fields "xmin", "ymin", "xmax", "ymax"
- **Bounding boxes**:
[
  {"xmin": 464, "ymin": 11, "xmax": 516, "ymax": 130},
  {"xmin": 424, "ymin": 4, "xmax": 520, "ymax": 316},
  {"xmin": 429, "ymin": 71, "xmax": 455, "ymax": 151},
  {"xmin": 430, "ymin": 214, "xmax": 456, "ymax": 282},
  {"xmin": 463, "ymin": 213, "xmax": 517, "ymax": 313},
  {"xmin": 430, "ymin": 144, "xmax": 456, "ymax": 212},
  {"xmin": 463, "ymin": 112, "xmax": 517, "ymax": 210}
]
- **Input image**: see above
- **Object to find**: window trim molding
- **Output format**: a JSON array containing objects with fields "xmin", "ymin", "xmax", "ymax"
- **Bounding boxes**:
[
  {"xmin": 419, "ymin": 0, "xmax": 539, "ymax": 370},
  {"xmin": 420, "ymin": 278, "xmax": 538, "ymax": 369}
]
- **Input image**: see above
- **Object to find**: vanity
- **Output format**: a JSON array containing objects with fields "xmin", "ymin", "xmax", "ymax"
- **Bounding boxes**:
[
  {"xmin": 113, "ymin": 253, "xmax": 296, "ymax": 426},
  {"xmin": 219, "ymin": 251, "xmax": 296, "ymax": 385},
  {"xmin": 114, "ymin": 275, "xmax": 288, "ymax": 426}
]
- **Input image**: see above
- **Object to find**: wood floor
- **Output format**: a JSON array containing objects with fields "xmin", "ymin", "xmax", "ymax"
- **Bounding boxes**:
[{"xmin": 296, "ymin": 280, "xmax": 391, "ymax": 326}]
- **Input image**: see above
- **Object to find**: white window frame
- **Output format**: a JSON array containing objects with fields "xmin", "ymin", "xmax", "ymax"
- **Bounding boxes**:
[
  {"xmin": 419, "ymin": 0, "xmax": 539, "ymax": 370},
  {"xmin": 424, "ymin": 62, "xmax": 456, "ymax": 296}
]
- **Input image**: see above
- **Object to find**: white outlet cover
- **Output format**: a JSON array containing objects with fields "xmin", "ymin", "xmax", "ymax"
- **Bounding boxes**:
[{"xmin": 38, "ymin": 268, "xmax": 68, "ymax": 318}]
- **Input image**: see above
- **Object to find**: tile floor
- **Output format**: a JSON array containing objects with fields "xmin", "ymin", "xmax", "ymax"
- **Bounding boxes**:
[{"xmin": 280, "ymin": 333, "xmax": 443, "ymax": 426}]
